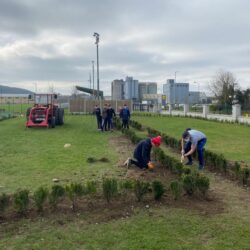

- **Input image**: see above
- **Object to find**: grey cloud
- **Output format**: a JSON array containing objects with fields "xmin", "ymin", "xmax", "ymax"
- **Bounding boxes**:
[{"xmin": 0, "ymin": 0, "xmax": 250, "ymax": 94}]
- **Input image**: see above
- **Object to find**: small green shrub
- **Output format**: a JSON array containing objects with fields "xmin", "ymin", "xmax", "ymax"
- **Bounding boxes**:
[
  {"xmin": 170, "ymin": 180, "xmax": 182, "ymax": 200},
  {"xmin": 0, "ymin": 193, "xmax": 10, "ymax": 215},
  {"xmin": 182, "ymin": 166, "xmax": 191, "ymax": 175},
  {"xmin": 152, "ymin": 181, "xmax": 165, "ymax": 201},
  {"xmin": 134, "ymin": 180, "xmax": 150, "ymax": 202},
  {"xmin": 196, "ymin": 175, "xmax": 210, "ymax": 196},
  {"xmin": 66, "ymin": 183, "xmax": 85, "ymax": 211},
  {"xmin": 13, "ymin": 189, "xmax": 29, "ymax": 215},
  {"xmin": 33, "ymin": 187, "xmax": 48, "ymax": 212},
  {"xmin": 234, "ymin": 162, "xmax": 241, "ymax": 176},
  {"xmin": 49, "ymin": 185, "xmax": 65, "ymax": 210},
  {"xmin": 86, "ymin": 180, "xmax": 97, "ymax": 195},
  {"xmin": 182, "ymin": 174, "xmax": 197, "ymax": 196},
  {"xmin": 240, "ymin": 168, "xmax": 250, "ymax": 185},
  {"xmin": 102, "ymin": 178, "xmax": 118, "ymax": 203},
  {"xmin": 121, "ymin": 180, "xmax": 134, "ymax": 190}
]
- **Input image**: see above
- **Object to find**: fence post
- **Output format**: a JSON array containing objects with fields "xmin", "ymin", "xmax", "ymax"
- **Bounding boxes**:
[
  {"xmin": 232, "ymin": 104, "xmax": 241, "ymax": 121},
  {"xmin": 203, "ymin": 104, "xmax": 209, "ymax": 118},
  {"xmin": 168, "ymin": 105, "xmax": 172, "ymax": 115},
  {"xmin": 183, "ymin": 104, "xmax": 189, "ymax": 116}
]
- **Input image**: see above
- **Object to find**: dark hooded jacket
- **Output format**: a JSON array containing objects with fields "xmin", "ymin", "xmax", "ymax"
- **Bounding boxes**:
[{"xmin": 133, "ymin": 138, "xmax": 152, "ymax": 168}]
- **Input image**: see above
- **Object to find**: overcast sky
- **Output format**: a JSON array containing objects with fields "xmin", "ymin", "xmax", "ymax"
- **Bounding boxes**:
[{"xmin": 0, "ymin": 0, "xmax": 250, "ymax": 95}]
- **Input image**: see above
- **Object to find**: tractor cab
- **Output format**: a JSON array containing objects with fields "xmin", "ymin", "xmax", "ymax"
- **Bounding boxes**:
[{"xmin": 26, "ymin": 93, "xmax": 64, "ymax": 128}]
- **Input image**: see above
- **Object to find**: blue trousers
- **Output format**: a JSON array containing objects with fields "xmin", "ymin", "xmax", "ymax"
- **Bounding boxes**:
[{"xmin": 184, "ymin": 138, "xmax": 207, "ymax": 166}]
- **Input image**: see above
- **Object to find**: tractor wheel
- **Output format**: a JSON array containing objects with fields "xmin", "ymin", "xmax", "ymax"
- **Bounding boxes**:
[
  {"xmin": 26, "ymin": 107, "xmax": 31, "ymax": 121},
  {"xmin": 51, "ymin": 116, "xmax": 56, "ymax": 128},
  {"xmin": 49, "ymin": 116, "xmax": 56, "ymax": 128},
  {"xmin": 58, "ymin": 108, "xmax": 64, "ymax": 125}
]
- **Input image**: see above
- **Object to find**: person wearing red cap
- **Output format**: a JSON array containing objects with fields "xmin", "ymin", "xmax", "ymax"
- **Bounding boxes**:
[{"xmin": 124, "ymin": 136, "xmax": 161, "ymax": 169}]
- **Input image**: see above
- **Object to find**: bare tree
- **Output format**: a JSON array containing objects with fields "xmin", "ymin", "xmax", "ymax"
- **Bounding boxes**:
[{"xmin": 209, "ymin": 70, "xmax": 238, "ymax": 105}]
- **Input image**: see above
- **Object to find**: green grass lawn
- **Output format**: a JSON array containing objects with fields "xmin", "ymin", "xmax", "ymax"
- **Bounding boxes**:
[
  {"xmin": 0, "ymin": 207, "xmax": 249, "ymax": 250},
  {"xmin": 133, "ymin": 115, "xmax": 250, "ymax": 164},
  {"xmin": 0, "ymin": 115, "xmax": 250, "ymax": 249},
  {"xmin": 0, "ymin": 115, "xmax": 121, "ymax": 193},
  {"xmin": 0, "ymin": 103, "xmax": 32, "ymax": 114}
]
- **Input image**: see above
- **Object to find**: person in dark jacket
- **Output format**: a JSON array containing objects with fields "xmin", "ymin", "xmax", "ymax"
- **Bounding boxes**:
[
  {"xmin": 120, "ymin": 104, "xmax": 130, "ymax": 129},
  {"xmin": 102, "ymin": 104, "xmax": 109, "ymax": 131},
  {"xmin": 107, "ymin": 104, "xmax": 116, "ymax": 131},
  {"xmin": 124, "ymin": 136, "xmax": 161, "ymax": 169},
  {"xmin": 181, "ymin": 128, "xmax": 207, "ymax": 170},
  {"xmin": 93, "ymin": 105, "xmax": 102, "ymax": 130}
]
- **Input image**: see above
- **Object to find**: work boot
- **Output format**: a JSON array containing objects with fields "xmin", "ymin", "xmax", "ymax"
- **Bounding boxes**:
[
  {"xmin": 185, "ymin": 161, "xmax": 193, "ymax": 166},
  {"xmin": 198, "ymin": 165, "xmax": 204, "ymax": 170}
]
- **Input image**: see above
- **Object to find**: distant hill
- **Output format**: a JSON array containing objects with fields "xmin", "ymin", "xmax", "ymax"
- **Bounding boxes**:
[{"xmin": 0, "ymin": 85, "xmax": 33, "ymax": 94}]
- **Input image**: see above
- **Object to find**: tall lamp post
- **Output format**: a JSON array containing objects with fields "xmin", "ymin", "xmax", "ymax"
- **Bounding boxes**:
[
  {"xmin": 92, "ymin": 60, "xmax": 95, "ymax": 98},
  {"xmin": 93, "ymin": 32, "xmax": 100, "ymax": 100}
]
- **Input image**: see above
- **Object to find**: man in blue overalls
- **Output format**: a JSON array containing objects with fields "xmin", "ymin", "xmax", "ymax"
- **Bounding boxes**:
[{"xmin": 181, "ymin": 129, "xmax": 207, "ymax": 170}]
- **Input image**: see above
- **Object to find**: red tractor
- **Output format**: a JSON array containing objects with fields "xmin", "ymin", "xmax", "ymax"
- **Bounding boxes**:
[{"xmin": 26, "ymin": 94, "xmax": 64, "ymax": 128}]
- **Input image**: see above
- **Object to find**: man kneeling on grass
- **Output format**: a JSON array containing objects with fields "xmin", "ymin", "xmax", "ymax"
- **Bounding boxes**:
[
  {"xmin": 124, "ymin": 136, "xmax": 161, "ymax": 169},
  {"xmin": 181, "ymin": 128, "xmax": 207, "ymax": 170}
]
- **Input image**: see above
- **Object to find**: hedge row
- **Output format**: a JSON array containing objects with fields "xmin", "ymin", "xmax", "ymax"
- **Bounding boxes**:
[
  {"xmin": 114, "ymin": 117, "xmax": 210, "ymax": 199},
  {"xmin": 130, "ymin": 119, "xmax": 250, "ymax": 186},
  {"xmin": 132, "ymin": 111, "xmax": 250, "ymax": 127}
]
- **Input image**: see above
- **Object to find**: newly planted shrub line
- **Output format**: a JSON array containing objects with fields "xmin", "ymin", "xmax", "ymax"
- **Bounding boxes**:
[{"xmin": 130, "ymin": 118, "xmax": 249, "ymax": 186}]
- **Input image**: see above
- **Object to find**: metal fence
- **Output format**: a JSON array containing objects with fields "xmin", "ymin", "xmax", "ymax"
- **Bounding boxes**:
[{"xmin": 69, "ymin": 98, "xmax": 133, "ymax": 113}]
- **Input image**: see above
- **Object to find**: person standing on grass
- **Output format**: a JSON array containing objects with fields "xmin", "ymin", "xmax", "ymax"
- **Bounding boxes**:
[
  {"xmin": 120, "ymin": 104, "xmax": 130, "ymax": 129},
  {"xmin": 124, "ymin": 136, "xmax": 161, "ymax": 169},
  {"xmin": 181, "ymin": 128, "xmax": 207, "ymax": 170},
  {"xmin": 107, "ymin": 104, "xmax": 116, "ymax": 131},
  {"xmin": 101, "ymin": 103, "xmax": 109, "ymax": 131},
  {"xmin": 93, "ymin": 104, "xmax": 102, "ymax": 130}
]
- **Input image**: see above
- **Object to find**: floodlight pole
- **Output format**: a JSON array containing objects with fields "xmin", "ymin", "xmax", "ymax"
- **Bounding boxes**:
[
  {"xmin": 93, "ymin": 33, "xmax": 100, "ymax": 100},
  {"xmin": 92, "ymin": 60, "xmax": 95, "ymax": 98}
]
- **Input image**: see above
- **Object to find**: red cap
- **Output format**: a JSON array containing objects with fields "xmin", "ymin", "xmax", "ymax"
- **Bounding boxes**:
[{"xmin": 151, "ymin": 136, "xmax": 161, "ymax": 146}]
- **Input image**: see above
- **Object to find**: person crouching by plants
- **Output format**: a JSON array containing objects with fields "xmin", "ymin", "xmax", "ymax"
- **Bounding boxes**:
[
  {"xmin": 181, "ymin": 129, "xmax": 207, "ymax": 170},
  {"xmin": 124, "ymin": 136, "xmax": 161, "ymax": 169}
]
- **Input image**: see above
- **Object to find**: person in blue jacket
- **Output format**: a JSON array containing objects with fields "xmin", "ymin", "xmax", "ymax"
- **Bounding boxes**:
[
  {"xmin": 124, "ymin": 136, "xmax": 161, "ymax": 169},
  {"xmin": 181, "ymin": 128, "xmax": 207, "ymax": 170},
  {"xmin": 119, "ymin": 104, "xmax": 130, "ymax": 129}
]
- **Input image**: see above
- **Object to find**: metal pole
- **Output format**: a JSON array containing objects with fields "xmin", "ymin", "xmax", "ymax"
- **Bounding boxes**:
[
  {"xmin": 89, "ymin": 72, "xmax": 92, "ymax": 90},
  {"xmin": 93, "ymin": 32, "xmax": 100, "ymax": 100},
  {"xmin": 96, "ymin": 43, "xmax": 99, "ymax": 100},
  {"xmin": 92, "ymin": 60, "xmax": 95, "ymax": 98}
]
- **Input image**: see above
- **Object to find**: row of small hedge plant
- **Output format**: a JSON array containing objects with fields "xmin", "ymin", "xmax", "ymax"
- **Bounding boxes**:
[
  {"xmin": 0, "ymin": 179, "xmax": 184, "ymax": 219},
  {"xmin": 113, "ymin": 117, "xmax": 210, "ymax": 199},
  {"xmin": 132, "ymin": 111, "xmax": 250, "ymax": 127},
  {"xmin": 130, "ymin": 119, "xmax": 250, "ymax": 186}
]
